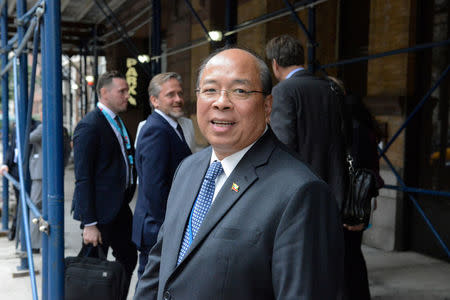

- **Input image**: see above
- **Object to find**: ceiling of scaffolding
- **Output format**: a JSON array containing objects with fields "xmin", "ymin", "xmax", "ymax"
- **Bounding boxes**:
[{"xmin": 6, "ymin": 0, "xmax": 150, "ymax": 55}]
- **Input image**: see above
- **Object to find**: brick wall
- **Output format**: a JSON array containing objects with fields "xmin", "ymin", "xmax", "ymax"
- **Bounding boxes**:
[{"xmin": 367, "ymin": 0, "xmax": 416, "ymax": 168}]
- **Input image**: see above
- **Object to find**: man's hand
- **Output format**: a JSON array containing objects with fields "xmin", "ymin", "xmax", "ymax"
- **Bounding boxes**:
[
  {"xmin": 343, "ymin": 223, "xmax": 365, "ymax": 231},
  {"xmin": 83, "ymin": 225, "xmax": 102, "ymax": 246},
  {"xmin": 0, "ymin": 165, "xmax": 9, "ymax": 176}
]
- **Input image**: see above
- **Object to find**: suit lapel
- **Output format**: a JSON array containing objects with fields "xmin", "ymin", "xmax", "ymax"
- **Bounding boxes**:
[
  {"xmin": 152, "ymin": 112, "xmax": 191, "ymax": 153},
  {"xmin": 96, "ymin": 108, "xmax": 120, "ymax": 147},
  {"xmin": 184, "ymin": 157, "xmax": 258, "ymax": 255},
  {"xmin": 96, "ymin": 108, "xmax": 127, "ymax": 171},
  {"xmin": 174, "ymin": 129, "xmax": 277, "ymax": 269}
]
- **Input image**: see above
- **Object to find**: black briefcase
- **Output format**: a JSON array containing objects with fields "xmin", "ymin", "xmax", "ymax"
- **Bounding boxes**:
[{"xmin": 65, "ymin": 246, "xmax": 127, "ymax": 300}]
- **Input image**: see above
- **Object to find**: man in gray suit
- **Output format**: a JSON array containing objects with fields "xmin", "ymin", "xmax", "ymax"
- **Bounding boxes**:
[
  {"xmin": 29, "ymin": 123, "xmax": 43, "ymax": 251},
  {"xmin": 134, "ymin": 47, "xmax": 344, "ymax": 300}
]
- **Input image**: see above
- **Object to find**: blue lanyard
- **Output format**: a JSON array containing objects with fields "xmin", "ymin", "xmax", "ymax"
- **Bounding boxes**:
[{"xmin": 97, "ymin": 103, "xmax": 134, "ymax": 166}]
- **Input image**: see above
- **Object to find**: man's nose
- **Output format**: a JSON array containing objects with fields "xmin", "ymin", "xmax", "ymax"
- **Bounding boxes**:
[
  {"xmin": 213, "ymin": 90, "xmax": 232, "ymax": 110},
  {"xmin": 174, "ymin": 93, "xmax": 183, "ymax": 103}
]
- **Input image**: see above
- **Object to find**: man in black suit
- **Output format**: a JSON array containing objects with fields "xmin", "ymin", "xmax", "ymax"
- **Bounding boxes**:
[
  {"xmin": 132, "ymin": 72, "xmax": 192, "ymax": 279},
  {"xmin": 266, "ymin": 34, "xmax": 347, "ymax": 210},
  {"xmin": 134, "ymin": 47, "xmax": 343, "ymax": 300},
  {"xmin": 72, "ymin": 71, "xmax": 137, "ymax": 299}
]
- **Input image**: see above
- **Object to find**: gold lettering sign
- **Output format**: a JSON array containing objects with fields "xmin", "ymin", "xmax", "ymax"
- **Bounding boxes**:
[{"xmin": 126, "ymin": 58, "xmax": 138, "ymax": 105}]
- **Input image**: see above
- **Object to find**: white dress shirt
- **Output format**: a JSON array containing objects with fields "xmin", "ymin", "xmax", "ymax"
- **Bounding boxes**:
[
  {"xmin": 209, "ymin": 126, "xmax": 268, "ymax": 202},
  {"xmin": 286, "ymin": 67, "xmax": 305, "ymax": 79},
  {"xmin": 154, "ymin": 109, "xmax": 184, "ymax": 141}
]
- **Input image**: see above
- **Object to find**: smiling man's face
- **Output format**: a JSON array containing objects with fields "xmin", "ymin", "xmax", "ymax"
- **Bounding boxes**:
[
  {"xmin": 196, "ymin": 49, "xmax": 272, "ymax": 160},
  {"xmin": 151, "ymin": 78, "xmax": 185, "ymax": 120}
]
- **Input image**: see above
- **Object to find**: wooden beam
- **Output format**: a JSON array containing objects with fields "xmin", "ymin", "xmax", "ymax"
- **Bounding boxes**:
[
  {"xmin": 76, "ymin": 1, "xmax": 95, "ymax": 22},
  {"xmin": 61, "ymin": 0, "xmax": 71, "ymax": 12}
]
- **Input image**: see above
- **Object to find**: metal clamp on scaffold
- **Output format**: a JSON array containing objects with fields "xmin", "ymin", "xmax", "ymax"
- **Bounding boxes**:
[{"xmin": 36, "ymin": 217, "xmax": 49, "ymax": 235}]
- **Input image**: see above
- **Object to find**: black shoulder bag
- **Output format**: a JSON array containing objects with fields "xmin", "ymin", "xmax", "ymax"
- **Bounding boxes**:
[
  {"xmin": 328, "ymin": 80, "xmax": 378, "ymax": 226},
  {"xmin": 342, "ymin": 153, "xmax": 378, "ymax": 226}
]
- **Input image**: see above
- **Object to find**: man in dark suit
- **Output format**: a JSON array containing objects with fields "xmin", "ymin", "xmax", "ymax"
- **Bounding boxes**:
[
  {"xmin": 72, "ymin": 71, "xmax": 137, "ymax": 299},
  {"xmin": 134, "ymin": 47, "xmax": 343, "ymax": 300},
  {"xmin": 132, "ymin": 72, "xmax": 192, "ymax": 279},
  {"xmin": 266, "ymin": 34, "xmax": 347, "ymax": 210}
]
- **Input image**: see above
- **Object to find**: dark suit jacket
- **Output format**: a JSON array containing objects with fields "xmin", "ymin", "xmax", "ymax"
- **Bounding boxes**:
[
  {"xmin": 271, "ymin": 70, "xmax": 347, "ymax": 210},
  {"xmin": 72, "ymin": 107, "xmax": 136, "ymax": 225},
  {"xmin": 134, "ymin": 129, "xmax": 344, "ymax": 300},
  {"xmin": 132, "ymin": 112, "xmax": 191, "ymax": 248}
]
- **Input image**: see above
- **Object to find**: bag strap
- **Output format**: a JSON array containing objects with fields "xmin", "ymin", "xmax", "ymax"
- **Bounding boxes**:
[
  {"xmin": 78, "ymin": 244, "xmax": 107, "ymax": 260},
  {"xmin": 327, "ymin": 79, "xmax": 355, "ymax": 171}
]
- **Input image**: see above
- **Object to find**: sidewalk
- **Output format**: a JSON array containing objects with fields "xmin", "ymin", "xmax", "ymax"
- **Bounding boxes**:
[
  {"xmin": 0, "ymin": 163, "xmax": 137, "ymax": 299},
  {"xmin": 0, "ymin": 164, "xmax": 449, "ymax": 299}
]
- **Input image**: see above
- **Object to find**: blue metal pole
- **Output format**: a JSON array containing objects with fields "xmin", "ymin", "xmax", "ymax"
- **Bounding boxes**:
[
  {"xmin": 283, "ymin": 0, "xmax": 317, "ymax": 46},
  {"xmin": 1, "ymin": 0, "xmax": 9, "ymax": 232},
  {"xmin": 16, "ymin": 0, "xmax": 43, "ymax": 24},
  {"xmin": 43, "ymin": 1, "xmax": 64, "ymax": 298},
  {"xmin": 3, "ymin": 172, "xmax": 41, "ymax": 216},
  {"xmin": 93, "ymin": 25, "xmax": 98, "ymax": 104},
  {"xmin": 307, "ymin": 7, "xmax": 316, "ymax": 73},
  {"xmin": 320, "ymin": 38, "xmax": 450, "ymax": 70},
  {"xmin": 225, "ymin": 0, "xmax": 236, "ymax": 46},
  {"xmin": 13, "ymin": 56, "xmax": 39, "ymax": 300},
  {"xmin": 383, "ymin": 184, "xmax": 450, "ymax": 198},
  {"xmin": 379, "ymin": 64, "xmax": 450, "ymax": 157},
  {"xmin": 68, "ymin": 58, "xmax": 73, "ymax": 135},
  {"xmin": 16, "ymin": 0, "xmax": 29, "ymax": 271},
  {"xmin": 184, "ymin": 0, "xmax": 210, "ymax": 38},
  {"xmin": 379, "ymin": 149, "xmax": 450, "ymax": 258},
  {"xmin": 22, "ymin": 18, "xmax": 40, "ymax": 180},
  {"xmin": 93, "ymin": 0, "xmax": 151, "ymax": 76},
  {"xmin": 40, "ymin": 18, "xmax": 48, "ymax": 300}
]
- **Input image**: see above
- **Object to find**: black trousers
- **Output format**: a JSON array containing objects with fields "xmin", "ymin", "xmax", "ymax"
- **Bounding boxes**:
[
  {"xmin": 82, "ymin": 204, "xmax": 137, "ymax": 300},
  {"xmin": 344, "ymin": 229, "xmax": 371, "ymax": 300}
]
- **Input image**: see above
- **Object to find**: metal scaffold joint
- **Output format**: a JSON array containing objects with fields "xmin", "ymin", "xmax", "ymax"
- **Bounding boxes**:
[
  {"xmin": 36, "ymin": 4, "xmax": 44, "ymax": 18},
  {"xmin": 38, "ymin": 217, "xmax": 49, "ymax": 235}
]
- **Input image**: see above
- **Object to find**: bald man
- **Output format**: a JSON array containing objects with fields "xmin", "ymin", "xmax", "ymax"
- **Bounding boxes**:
[{"xmin": 134, "ymin": 48, "xmax": 343, "ymax": 300}]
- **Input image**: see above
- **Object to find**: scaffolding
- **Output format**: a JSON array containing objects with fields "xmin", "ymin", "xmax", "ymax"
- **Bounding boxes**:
[
  {"xmin": 0, "ymin": 0, "xmax": 449, "ymax": 299},
  {"xmin": 1, "ymin": 0, "xmax": 64, "ymax": 299}
]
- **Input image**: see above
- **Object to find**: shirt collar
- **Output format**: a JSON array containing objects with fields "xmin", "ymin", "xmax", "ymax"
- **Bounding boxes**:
[
  {"xmin": 210, "ymin": 125, "xmax": 268, "ymax": 177},
  {"xmin": 286, "ymin": 67, "xmax": 304, "ymax": 79},
  {"xmin": 97, "ymin": 102, "xmax": 117, "ymax": 119},
  {"xmin": 155, "ymin": 109, "xmax": 178, "ymax": 130}
]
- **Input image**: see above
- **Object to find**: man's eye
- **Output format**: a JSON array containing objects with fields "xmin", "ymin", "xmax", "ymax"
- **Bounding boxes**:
[
  {"xmin": 233, "ymin": 89, "xmax": 247, "ymax": 94},
  {"xmin": 203, "ymin": 88, "xmax": 217, "ymax": 94}
]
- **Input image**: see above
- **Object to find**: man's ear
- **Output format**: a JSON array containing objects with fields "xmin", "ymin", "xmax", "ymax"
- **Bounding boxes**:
[
  {"xmin": 150, "ymin": 95, "xmax": 158, "ymax": 109},
  {"xmin": 271, "ymin": 59, "xmax": 278, "ymax": 72},
  {"xmin": 100, "ymin": 86, "xmax": 108, "ymax": 99}
]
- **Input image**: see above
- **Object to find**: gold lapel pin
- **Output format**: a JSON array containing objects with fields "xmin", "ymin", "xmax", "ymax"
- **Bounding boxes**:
[{"xmin": 231, "ymin": 182, "xmax": 239, "ymax": 192}]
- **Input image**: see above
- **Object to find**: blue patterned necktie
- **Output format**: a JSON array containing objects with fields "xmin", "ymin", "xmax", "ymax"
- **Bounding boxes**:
[{"xmin": 177, "ymin": 160, "xmax": 223, "ymax": 265}]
